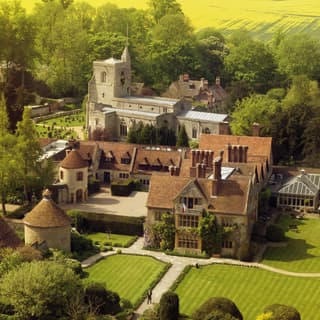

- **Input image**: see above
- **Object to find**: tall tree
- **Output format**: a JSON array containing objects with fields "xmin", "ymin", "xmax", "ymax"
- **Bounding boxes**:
[
  {"xmin": 225, "ymin": 38, "xmax": 277, "ymax": 93},
  {"xmin": 0, "ymin": 261, "xmax": 82, "ymax": 319},
  {"xmin": 16, "ymin": 108, "xmax": 42, "ymax": 202},
  {"xmin": 148, "ymin": 0, "xmax": 182, "ymax": 23},
  {"xmin": 230, "ymin": 94, "xmax": 280, "ymax": 136},
  {"xmin": 276, "ymin": 34, "xmax": 320, "ymax": 80},
  {"xmin": 0, "ymin": 93, "xmax": 21, "ymax": 214},
  {"xmin": 176, "ymin": 124, "xmax": 189, "ymax": 147}
]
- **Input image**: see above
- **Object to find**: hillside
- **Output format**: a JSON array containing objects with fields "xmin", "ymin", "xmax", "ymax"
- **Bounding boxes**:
[{"xmin": 17, "ymin": 0, "xmax": 320, "ymax": 40}]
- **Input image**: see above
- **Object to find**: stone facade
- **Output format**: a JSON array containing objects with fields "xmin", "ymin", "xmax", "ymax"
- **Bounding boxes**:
[{"xmin": 86, "ymin": 47, "xmax": 229, "ymax": 141}]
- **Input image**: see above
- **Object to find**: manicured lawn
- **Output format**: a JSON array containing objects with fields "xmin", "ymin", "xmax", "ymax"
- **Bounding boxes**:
[
  {"xmin": 263, "ymin": 215, "xmax": 320, "ymax": 272},
  {"xmin": 85, "ymin": 232, "xmax": 137, "ymax": 247},
  {"xmin": 85, "ymin": 254, "xmax": 169, "ymax": 307},
  {"xmin": 175, "ymin": 264, "xmax": 320, "ymax": 319}
]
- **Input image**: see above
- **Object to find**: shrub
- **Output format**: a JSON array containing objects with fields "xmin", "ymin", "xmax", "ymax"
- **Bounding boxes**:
[
  {"xmin": 82, "ymin": 213, "xmax": 144, "ymax": 236},
  {"xmin": 67, "ymin": 210, "xmax": 85, "ymax": 232},
  {"xmin": 85, "ymin": 283, "xmax": 121, "ymax": 315},
  {"xmin": 263, "ymin": 304, "xmax": 301, "ymax": 320},
  {"xmin": 266, "ymin": 225, "xmax": 285, "ymax": 242},
  {"xmin": 88, "ymin": 179, "xmax": 100, "ymax": 195},
  {"xmin": 116, "ymin": 249, "xmax": 122, "ymax": 254},
  {"xmin": 192, "ymin": 297, "xmax": 243, "ymax": 320},
  {"xmin": 159, "ymin": 291, "xmax": 179, "ymax": 320},
  {"xmin": 205, "ymin": 310, "xmax": 238, "ymax": 320},
  {"xmin": 111, "ymin": 179, "xmax": 135, "ymax": 196}
]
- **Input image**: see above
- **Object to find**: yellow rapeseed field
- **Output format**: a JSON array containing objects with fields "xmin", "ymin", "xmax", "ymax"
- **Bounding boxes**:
[{"xmin": 14, "ymin": 0, "xmax": 320, "ymax": 39}]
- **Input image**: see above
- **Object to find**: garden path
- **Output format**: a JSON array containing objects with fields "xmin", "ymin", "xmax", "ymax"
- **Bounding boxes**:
[{"xmin": 81, "ymin": 237, "xmax": 320, "ymax": 318}]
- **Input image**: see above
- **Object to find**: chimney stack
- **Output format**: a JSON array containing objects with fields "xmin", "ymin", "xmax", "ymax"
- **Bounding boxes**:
[
  {"xmin": 215, "ymin": 76, "xmax": 221, "ymax": 86},
  {"xmin": 252, "ymin": 122, "xmax": 261, "ymax": 136},
  {"xmin": 212, "ymin": 151, "xmax": 223, "ymax": 196},
  {"xmin": 196, "ymin": 163, "xmax": 206, "ymax": 178}
]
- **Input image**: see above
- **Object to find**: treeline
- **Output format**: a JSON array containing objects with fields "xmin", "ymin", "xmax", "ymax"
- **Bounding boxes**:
[{"xmin": 1, "ymin": 0, "xmax": 320, "ymax": 165}]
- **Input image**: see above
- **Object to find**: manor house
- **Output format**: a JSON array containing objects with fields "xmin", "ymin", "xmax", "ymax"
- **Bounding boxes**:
[{"xmin": 86, "ymin": 47, "xmax": 229, "ymax": 141}]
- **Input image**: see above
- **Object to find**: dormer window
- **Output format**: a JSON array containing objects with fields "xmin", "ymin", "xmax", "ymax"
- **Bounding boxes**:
[{"xmin": 101, "ymin": 71, "xmax": 107, "ymax": 83}]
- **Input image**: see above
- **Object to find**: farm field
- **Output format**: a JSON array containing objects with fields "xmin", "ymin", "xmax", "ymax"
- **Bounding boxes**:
[
  {"xmin": 263, "ymin": 215, "xmax": 320, "ymax": 273},
  {"xmin": 18, "ymin": 0, "xmax": 320, "ymax": 40},
  {"xmin": 85, "ymin": 254, "xmax": 168, "ymax": 307},
  {"xmin": 85, "ymin": 232, "xmax": 137, "ymax": 247},
  {"xmin": 175, "ymin": 264, "xmax": 320, "ymax": 319}
]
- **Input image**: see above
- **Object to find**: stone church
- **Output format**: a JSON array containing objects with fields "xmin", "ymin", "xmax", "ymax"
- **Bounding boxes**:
[{"xmin": 86, "ymin": 47, "xmax": 229, "ymax": 142}]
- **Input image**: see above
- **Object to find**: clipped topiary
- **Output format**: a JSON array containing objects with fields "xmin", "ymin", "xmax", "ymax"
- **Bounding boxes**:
[
  {"xmin": 263, "ymin": 304, "xmax": 301, "ymax": 320},
  {"xmin": 266, "ymin": 225, "xmax": 285, "ymax": 242},
  {"xmin": 192, "ymin": 297, "xmax": 243, "ymax": 320},
  {"xmin": 159, "ymin": 291, "xmax": 179, "ymax": 320},
  {"xmin": 205, "ymin": 310, "xmax": 238, "ymax": 320},
  {"xmin": 84, "ymin": 282, "xmax": 121, "ymax": 315}
]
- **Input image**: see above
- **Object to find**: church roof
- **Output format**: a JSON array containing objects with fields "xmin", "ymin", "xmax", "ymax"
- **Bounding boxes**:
[
  {"xmin": 0, "ymin": 217, "xmax": 22, "ymax": 248},
  {"xmin": 177, "ymin": 110, "xmax": 228, "ymax": 122},
  {"xmin": 113, "ymin": 95, "xmax": 179, "ymax": 106},
  {"xmin": 60, "ymin": 149, "xmax": 88, "ymax": 169},
  {"xmin": 24, "ymin": 190, "xmax": 71, "ymax": 228}
]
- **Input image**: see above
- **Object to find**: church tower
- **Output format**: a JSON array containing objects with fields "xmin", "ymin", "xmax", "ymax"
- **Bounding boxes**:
[{"xmin": 88, "ymin": 47, "xmax": 131, "ymax": 106}]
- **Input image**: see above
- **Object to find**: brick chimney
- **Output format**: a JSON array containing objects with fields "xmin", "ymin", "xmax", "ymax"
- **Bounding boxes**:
[
  {"xmin": 212, "ymin": 151, "xmax": 223, "ymax": 196},
  {"xmin": 219, "ymin": 122, "xmax": 230, "ymax": 135},
  {"xmin": 252, "ymin": 122, "xmax": 260, "ymax": 136},
  {"xmin": 196, "ymin": 163, "xmax": 206, "ymax": 178}
]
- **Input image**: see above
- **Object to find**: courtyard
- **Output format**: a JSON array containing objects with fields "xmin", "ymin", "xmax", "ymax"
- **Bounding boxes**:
[{"xmin": 61, "ymin": 187, "xmax": 148, "ymax": 217}]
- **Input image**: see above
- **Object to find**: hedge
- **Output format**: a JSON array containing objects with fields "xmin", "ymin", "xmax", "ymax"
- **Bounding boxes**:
[
  {"xmin": 111, "ymin": 180, "xmax": 135, "ymax": 196},
  {"xmin": 80, "ymin": 212, "xmax": 145, "ymax": 236}
]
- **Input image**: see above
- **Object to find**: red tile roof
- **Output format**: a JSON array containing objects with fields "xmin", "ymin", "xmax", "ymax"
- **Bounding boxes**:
[
  {"xmin": 60, "ymin": 149, "xmax": 88, "ymax": 169},
  {"xmin": 147, "ymin": 174, "xmax": 250, "ymax": 215},
  {"xmin": 199, "ymin": 134, "xmax": 272, "ymax": 163},
  {"xmin": 132, "ymin": 149, "xmax": 182, "ymax": 174}
]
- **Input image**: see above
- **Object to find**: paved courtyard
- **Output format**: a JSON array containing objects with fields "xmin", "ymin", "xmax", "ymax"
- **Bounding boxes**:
[{"xmin": 61, "ymin": 187, "xmax": 148, "ymax": 217}]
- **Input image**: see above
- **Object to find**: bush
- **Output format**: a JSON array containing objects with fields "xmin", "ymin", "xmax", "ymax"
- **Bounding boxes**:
[
  {"xmin": 71, "ymin": 233, "xmax": 99, "ymax": 260},
  {"xmin": 159, "ymin": 291, "xmax": 179, "ymax": 320},
  {"xmin": 67, "ymin": 210, "xmax": 85, "ymax": 232},
  {"xmin": 116, "ymin": 249, "xmax": 122, "ymax": 254},
  {"xmin": 111, "ymin": 179, "xmax": 135, "ymax": 196},
  {"xmin": 205, "ymin": 310, "xmax": 238, "ymax": 320},
  {"xmin": 192, "ymin": 297, "xmax": 243, "ymax": 320},
  {"xmin": 85, "ymin": 283, "xmax": 121, "ymax": 315},
  {"xmin": 88, "ymin": 179, "xmax": 100, "ymax": 195},
  {"xmin": 266, "ymin": 225, "xmax": 285, "ymax": 242},
  {"xmin": 263, "ymin": 304, "xmax": 301, "ymax": 320}
]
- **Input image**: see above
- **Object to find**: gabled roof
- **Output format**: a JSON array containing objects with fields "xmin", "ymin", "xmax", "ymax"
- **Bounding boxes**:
[
  {"xmin": 147, "ymin": 175, "xmax": 191, "ymax": 209},
  {"xmin": 60, "ymin": 149, "xmax": 88, "ymax": 169},
  {"xmin": 97, "ymin": 141, "xmax": 137, "ymax": 171},
  {"xmin": 177, "ymin": 110, "xmax": 228, "ymax": 122},
  {"xmin": 24, "ymin": 191, "xmax": 71, "ymax": 228},
  {"xmin": 132, "ymin": 148, "xmax": 182, "ymax": 174},
  {"xmin": 0, "ymin": 217, "xmax": 22, "ymax": 248},
  {"xmin": 147, "ymin": 175, "xmax": 250, "ymax": 215},
  {"xmin": 199, "ymin": 134, "xmax": 272, "ymax": 163}
]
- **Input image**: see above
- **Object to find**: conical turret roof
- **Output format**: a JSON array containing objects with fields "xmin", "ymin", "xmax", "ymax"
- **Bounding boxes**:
[
  {"xmin": 24, "ymin": 190, "xmax": 71, "ymax": 228},
  {"xmin": 60, "ymin": 149, "xmax": 87, "ymax": 169},
  {"xmin": 0, "ymin": 216, "xmax": 22, "ymax": 248}
]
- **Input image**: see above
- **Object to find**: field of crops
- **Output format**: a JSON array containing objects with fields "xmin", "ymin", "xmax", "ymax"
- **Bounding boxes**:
[{"xmin": 18, "ymin": 0, "xmax": 320, "ymax": 40}]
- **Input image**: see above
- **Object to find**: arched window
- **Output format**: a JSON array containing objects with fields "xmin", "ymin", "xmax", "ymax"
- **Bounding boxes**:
[
  {"xmin": 101, "ymin": 71, "xmax": 107, "ymax": 83},
  {"xmin": 120, "ymin": 119, "xmax": 127, "ymax": 137},
  {"xmin": 192, "ymin": 127, "xmax": 197, "ymax": 139}
]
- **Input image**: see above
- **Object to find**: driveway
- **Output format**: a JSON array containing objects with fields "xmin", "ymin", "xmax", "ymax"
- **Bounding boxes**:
[{"xmin": 61, "ymin": 187, "xmax": 148, "ymax": 217}]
